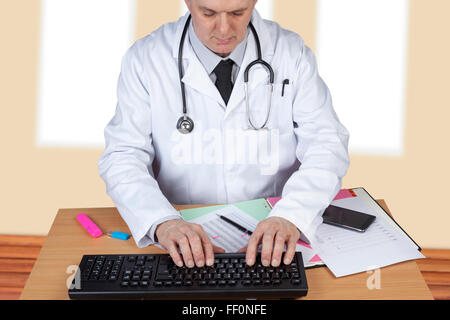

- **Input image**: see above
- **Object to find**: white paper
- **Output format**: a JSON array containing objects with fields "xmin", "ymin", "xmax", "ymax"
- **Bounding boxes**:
[
  {"xmin": 188, "ymin": 206, "xmax": 258, "ymax": 253},
  {"xmin": 189, "ymin": 205, "xmax": 320, "ymax": 267},
  {"xmin": 311, "ymin": 195, "xmax": 424, "ymax": 277}
]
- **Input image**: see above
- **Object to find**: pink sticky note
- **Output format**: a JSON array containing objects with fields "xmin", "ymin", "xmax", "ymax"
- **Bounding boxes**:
[
  {"xmin": 333, "ymin": 189, "xmax": 355, "ymax": 200},
  {"xmin": 309, "ymin": 255, "xmax": 322, "ymax": 263},
  {"xmin": 266, "ymin": 197, "xmax": 281, "ymax": 207},
  {"xmin": 297, "ymin": 239, "xmax": 312, "ymax": 249}
]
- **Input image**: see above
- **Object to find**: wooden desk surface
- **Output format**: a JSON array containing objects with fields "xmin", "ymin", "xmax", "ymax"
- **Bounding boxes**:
[{"xmin": 21, "ymin": 200, "xmax": 433, "ymax": 300}]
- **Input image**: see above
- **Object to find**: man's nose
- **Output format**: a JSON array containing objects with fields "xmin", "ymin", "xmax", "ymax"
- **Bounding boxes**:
[{"xmin": 216, "ymin": 13, "xmax": 231, "ymax": 36}]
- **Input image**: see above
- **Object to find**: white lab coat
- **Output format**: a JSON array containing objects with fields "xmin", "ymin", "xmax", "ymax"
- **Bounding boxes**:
[{"xmin": 98, "ymin": 10, "xmax": 350, "ymax": 248}]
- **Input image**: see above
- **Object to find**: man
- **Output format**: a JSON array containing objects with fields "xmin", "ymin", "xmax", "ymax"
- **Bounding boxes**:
[{"xmin": 98, "ymin": 0, "xmax": 350, "ymax": 269}]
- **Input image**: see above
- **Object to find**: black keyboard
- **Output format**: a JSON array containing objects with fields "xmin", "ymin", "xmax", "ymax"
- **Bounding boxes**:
[{"xmin": 68, "ymin": 252, "xmax": 308, "ymax": 299}]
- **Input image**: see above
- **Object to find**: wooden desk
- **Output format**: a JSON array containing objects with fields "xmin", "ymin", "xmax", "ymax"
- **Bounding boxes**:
[{"xmin": 20, "ymin": 200, "xmax": 433, "ymax": 300}]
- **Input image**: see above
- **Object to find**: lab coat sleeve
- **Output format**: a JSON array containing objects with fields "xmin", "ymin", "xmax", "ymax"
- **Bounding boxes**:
[
  {"xmin": 98, "ymin": 41, "xmax": 182, "ymax": 248},
  {"xmin": 268, "ymin": 43, "xmax": 350, "ymax": 244}
]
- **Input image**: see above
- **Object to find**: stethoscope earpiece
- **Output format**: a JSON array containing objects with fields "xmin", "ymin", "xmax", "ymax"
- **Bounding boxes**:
[{"xmin": 177, "ymin": 115, "xmax": 194, "ymax": 134}]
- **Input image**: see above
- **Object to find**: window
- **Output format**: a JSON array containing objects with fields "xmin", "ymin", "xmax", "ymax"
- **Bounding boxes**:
[
  {"xmin": 316, "ymin": 0, "xmax": 410, "ymax": 155},
  {"xmin": 37, "ymin": 0, "xmax": 136, "ymax": 147}
]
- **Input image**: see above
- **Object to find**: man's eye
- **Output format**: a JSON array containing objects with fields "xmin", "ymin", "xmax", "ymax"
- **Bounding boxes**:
[
  {"xmin": 204, "ymin": 12, "xmax": 215, "ymax": 17},
  {"xmin": 232, "ymin": 12, "xmax": 243, "ymax": 16}
]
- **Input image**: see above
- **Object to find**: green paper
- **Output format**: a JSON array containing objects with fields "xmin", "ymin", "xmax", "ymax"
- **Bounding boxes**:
[{"xmin": 180, "ymin": 198, "xmax": 272, "ymax": 222}]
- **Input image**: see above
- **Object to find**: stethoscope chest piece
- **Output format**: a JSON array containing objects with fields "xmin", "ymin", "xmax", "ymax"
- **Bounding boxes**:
[{"xmin": 177, "ymin": 115, "xmax": 194, "ymax": 134}]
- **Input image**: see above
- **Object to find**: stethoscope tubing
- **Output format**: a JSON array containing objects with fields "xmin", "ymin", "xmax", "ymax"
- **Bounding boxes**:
[{"xmin": 177, "ymin": 14, "xmax": 275, "ymax": 133}]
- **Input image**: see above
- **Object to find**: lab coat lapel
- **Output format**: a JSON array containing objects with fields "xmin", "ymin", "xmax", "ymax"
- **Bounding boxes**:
[
  {"xmin": 225, "ymin": 10, "xmax": 275, "ymax": 119},
  {"xmin": 172, "ymin": 13, "xmax": 226, "ymax": 109},
  {"xmin": 181, "ymin": 48, "xmax": 225, "ymax": 107}
]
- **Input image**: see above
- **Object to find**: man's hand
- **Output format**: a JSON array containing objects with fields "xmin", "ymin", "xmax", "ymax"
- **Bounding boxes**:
[
  {"xmin": 155, "ymin": 219, "xmax": 225, "ymax": 268},
  {"xmin": 238, "ymin": 217, "xmax": 300, "ymax": 267}
]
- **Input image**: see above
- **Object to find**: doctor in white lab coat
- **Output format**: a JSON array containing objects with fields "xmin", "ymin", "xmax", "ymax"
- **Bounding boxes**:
[{"xmin": 98, "ymin": 0, "xmax": 350, "ymax": 269}]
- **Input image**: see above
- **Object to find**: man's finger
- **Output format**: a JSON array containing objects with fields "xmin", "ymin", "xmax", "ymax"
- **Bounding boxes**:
[
  {"xmin": 198, "ymin": 231, "xmax": 215, "ymax": 266},
  {"xmin": 186, "ymin": 231, "xmax": 206, "ymax": 267},
  {"xmin": 261, "ymin": 231, "xmax": 275, "ymax": 266},
  {"xmin": 246, "ymin": 229, "xmax": 263, "ymax": 266},
  {"xmin": 177, "ymin": 234, "xmax": 195, "ymax": 268},
  {"xmin": 166, "ymin": 241, "xmax": 183, "ymax": 267},
  {"xmin": 271, "ymin": 232, "xmax": 286, "ymax": 267},
  {"xmin": 284, "ymin": 237, "xmax": 297, "ymax": 265}
]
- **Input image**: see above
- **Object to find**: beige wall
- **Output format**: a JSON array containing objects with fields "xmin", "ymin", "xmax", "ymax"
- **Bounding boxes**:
[{"xmin": 0, "ymin": 0, "xmax": 448, "ymax": 248}]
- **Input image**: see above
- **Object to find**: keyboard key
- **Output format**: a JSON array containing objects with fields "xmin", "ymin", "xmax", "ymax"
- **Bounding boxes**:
[
  {"xmin": 204, "ymin": 274, "xmax": 212, "ymax": 280},
  {"xmin": 156, "ymin": 274, "xmax": 172, "ymax": 281}
]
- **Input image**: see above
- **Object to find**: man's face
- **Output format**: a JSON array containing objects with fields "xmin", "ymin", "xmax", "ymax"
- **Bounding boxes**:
[{"xmin": 185, "ymin": 0, "xmax": 257, "ymax": 57}]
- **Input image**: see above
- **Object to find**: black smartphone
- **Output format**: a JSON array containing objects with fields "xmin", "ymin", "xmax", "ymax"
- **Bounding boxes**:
[{"xmin": 322, "ymin": 205, "xmax": 376, "ymax": 232}]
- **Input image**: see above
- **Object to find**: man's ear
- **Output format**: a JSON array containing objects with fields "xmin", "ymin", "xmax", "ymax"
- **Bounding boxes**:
[{"xmin": 184, "ymin": 0, "xmax": 191, "ymax": 11}]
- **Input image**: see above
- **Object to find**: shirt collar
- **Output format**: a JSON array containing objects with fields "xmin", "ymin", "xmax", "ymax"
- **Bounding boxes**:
[{"xmin": 188, "ymin": 20, "xmax": 248, "ymax": 75}]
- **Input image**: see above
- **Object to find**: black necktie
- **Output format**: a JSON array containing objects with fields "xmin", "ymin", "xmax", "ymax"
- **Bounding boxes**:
[{"xmin": 213, "ymin": 59, "xmax": 234, "ymax": 105}]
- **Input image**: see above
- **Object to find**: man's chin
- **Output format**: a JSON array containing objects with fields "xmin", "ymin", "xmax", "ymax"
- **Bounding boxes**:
[{"xmin": 212, "ymin": 46, "xmax": 234, "ymax": 57}]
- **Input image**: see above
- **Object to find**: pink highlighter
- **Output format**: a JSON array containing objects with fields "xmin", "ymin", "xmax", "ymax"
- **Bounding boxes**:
[{"xmin": 76, "ymin": 213, "xmax": 103, "ymax": 238}]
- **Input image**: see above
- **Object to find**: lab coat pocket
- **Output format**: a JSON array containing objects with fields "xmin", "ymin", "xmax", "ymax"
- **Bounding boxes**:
[
  {"xmin": 243, "ymin": 83, "xmax": 293, "ymax": 135},
  {"xmin": 271, "ymin": 83, "xmax": 294, "ymax": 135}
]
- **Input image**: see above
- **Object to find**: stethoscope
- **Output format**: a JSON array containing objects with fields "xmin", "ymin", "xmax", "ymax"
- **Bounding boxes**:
[{"xmin": 176, "ymin": 15, "xmax": 275, "ymax": 134}]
